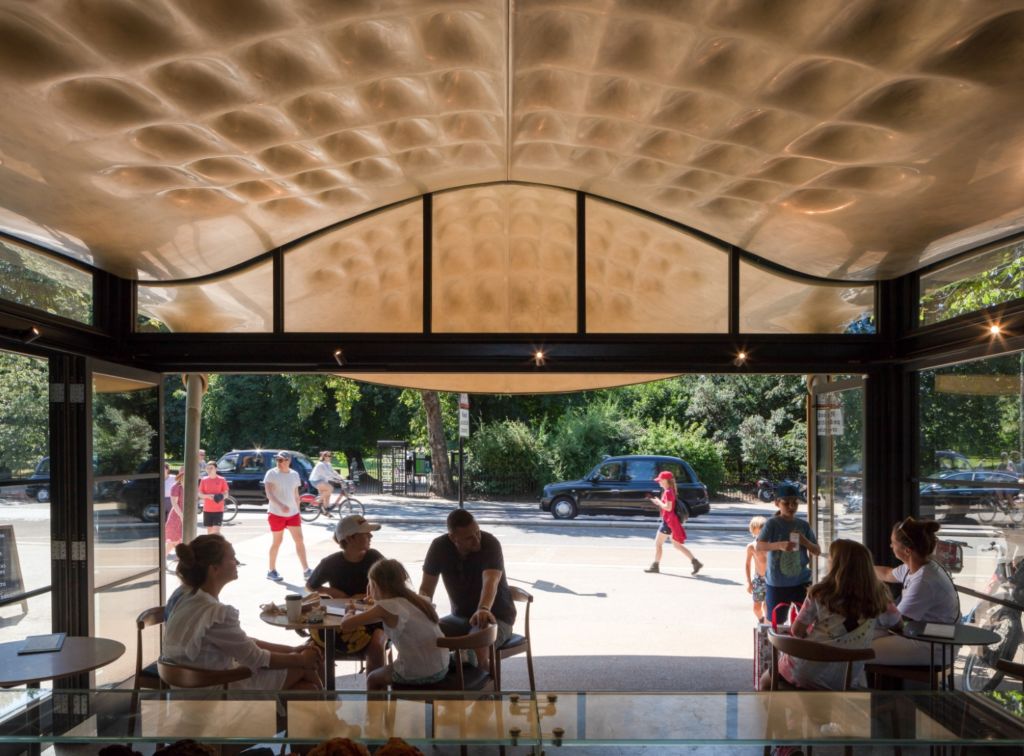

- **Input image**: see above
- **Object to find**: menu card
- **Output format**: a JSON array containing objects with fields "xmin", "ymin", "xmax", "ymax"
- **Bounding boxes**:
[
  {"xmin": 920, "ymin": 623, "xmax": 956, "ymax": 639},
  {"xmin": 18, "ymin": 632, "xmax": 66, "ymax": 655}
]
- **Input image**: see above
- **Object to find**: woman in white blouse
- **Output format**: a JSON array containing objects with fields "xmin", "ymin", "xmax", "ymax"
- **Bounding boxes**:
[{"xmin": 163, "ymin": 534, "xmax": 322, "ymax": 689}]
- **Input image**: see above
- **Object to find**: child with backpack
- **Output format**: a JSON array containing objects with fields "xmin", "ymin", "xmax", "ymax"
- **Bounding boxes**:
[
  {"xmin": 643, "ymin": 470, "xmax": 704, "ymax": 576},
  {"xmin": 339, "ymin": 558, "xmax": 450, "ymax": 691}
]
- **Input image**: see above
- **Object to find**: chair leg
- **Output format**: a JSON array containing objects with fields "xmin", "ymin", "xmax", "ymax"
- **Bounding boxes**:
[{"xmin": 526, "ymin": 647, "xmax": 536, "ymax": 693}]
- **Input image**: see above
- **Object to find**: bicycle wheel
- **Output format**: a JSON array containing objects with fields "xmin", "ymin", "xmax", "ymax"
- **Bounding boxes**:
[
  {"xmin": 977, "ymin": 497, "xmax": 998, "ymax": 524},
  {"xmin": 221, "ymin": 495, "xmax": 239, "ymax": 523},
  {"xmin": 1009, "ymin": 497, "xmax": 1024, "ymax": 524},
  {"xmin": 299, "ymin": 497, "xmax": 322, "ymax": 522},
  {"xmin": 340, "ymin": 496, "xmax": 364, "ymax": 517},
  {"xmin": 963, "ymin": 610, "xmax": 1019, "ymax": 692}
]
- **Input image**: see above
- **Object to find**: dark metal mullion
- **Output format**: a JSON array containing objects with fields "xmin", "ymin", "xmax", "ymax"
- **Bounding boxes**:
[
  {"xmin": 423, "ymin": 193, "xmax": 432, "ymax": 334},
  {"xmin": 576, "ymin": 192, "xmax": 586, "ymax": 336},
  {"xmin": 272, "ymin": 248, "xmax": 284, "ymax": 333},
  {"xmin": 728, "ymin": 247, "xmax": 739, "ymax": 336}
]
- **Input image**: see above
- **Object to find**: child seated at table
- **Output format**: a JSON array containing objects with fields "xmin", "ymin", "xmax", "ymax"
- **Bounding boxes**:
[
  {"xmin": 340, "ymin": 559, "xmax": 450, "ymax": 691},
  {"xmin": 767, "ymin": 539, "xmax": 900, "ymax": 690}
]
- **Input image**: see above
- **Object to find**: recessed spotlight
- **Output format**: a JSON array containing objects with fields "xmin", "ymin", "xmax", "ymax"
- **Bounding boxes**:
[
  {"xmin": 989, "ymin": 324, "xmax": 1003, "ymax": 336},
  {"xmin": 733, "ymin": 350, "xmax": 748, "ymax": 367},
  {"xmin": 333, "ymin": 348, "xmax": 345, "ymax": 367},
  {"xmin": 23, "ymin": 327, "xmax": 40, "ymax": 344},
  {"xmin": 533, "ymin": 350, "xmax": 546, "ymax": 367}
]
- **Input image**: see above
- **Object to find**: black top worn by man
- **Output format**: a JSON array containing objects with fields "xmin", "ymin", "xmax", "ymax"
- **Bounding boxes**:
[{"xmin": 420, "ymin": 510, "xmax": 516, "ymax": 666}]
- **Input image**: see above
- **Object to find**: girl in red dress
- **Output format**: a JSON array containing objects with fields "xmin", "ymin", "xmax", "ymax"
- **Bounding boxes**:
[{"xmin": 644, "ymin": 471, "xmax": 703, "ymax": 575}]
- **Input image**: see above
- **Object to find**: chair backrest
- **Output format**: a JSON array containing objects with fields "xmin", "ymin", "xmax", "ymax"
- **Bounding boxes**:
[
  {"xmin": 437, "ymin": 623, "xmax": 498, "ymax": 691},
  {"xmin": 134, "ymin": 606, "xmax": 165, "ymax": 690},
  {"xmin": 767, "ymin": 630, "xmax": 875, "ymax": 691},
  {"xmin": 157, "ymin": 661, "xmax": 252, "ymax": 689}
]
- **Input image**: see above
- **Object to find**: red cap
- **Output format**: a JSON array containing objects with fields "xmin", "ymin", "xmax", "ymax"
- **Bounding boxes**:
[{"xmin": 654, "ymin": 471, "xmax": 674, "ymax": 481}]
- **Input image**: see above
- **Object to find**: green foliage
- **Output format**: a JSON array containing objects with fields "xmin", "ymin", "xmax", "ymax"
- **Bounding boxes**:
[
  {"xmin": 399, "ymin": 389, "xmax": 457, "ymax": 448},
  {"xmin": 546, "ymin": 401, "xmax": 635, "ymax": 480},
  {"xmin": 738, "ymin": 411, "xmax": 807, "ymax": 479},
  {"xmin": 632, "ymin": 419, "xmax": 727, "ymax": 494},
  {"xmin": 0, "ymin": 238, "xmax": 92, "ymax": 324},
  {"xmin": 466, "ymin": 419, "xmax": 552, "ymax": 497},
  {"xmin": 920, "ymin": 242, "xmax": 1024, "ymax": 325},
  {"xmin": 0, "ymin": 351, "xmax": 48, "ymax": 476},
  {"xmin": 92, "ymin": 405, "xmax": 156, "ymax": 476}
]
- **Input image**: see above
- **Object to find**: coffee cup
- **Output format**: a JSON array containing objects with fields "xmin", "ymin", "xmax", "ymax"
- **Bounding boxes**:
[
  {"xmin": 285, "ymin": 594, "xmax": 302, "ymax": 623},
  {"xmin": 789, "ymin": 532, "xmax": 801, "ymax": 548}
]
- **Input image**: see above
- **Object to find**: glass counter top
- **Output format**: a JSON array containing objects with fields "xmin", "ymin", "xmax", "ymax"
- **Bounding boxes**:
[{"xmin": 0, "ymin": 689, "xmax": 1021, "ymax": 748}]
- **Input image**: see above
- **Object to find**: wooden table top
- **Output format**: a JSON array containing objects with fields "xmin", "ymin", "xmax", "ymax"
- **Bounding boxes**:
[{"xmin": 0, "ymin": 636, "xmax": 125, "ymax": 686}]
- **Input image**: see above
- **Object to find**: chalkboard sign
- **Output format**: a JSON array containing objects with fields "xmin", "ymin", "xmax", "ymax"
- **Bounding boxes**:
[{"xmin": 0, "ymin": 524, "xmax": 25, "ymax": 601}]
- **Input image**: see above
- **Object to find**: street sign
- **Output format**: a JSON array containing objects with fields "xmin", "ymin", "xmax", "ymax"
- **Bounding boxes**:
[
  {"xmin": 459, "ymin": 408, "xmax": 470, "ymax": 438},
  {"xmin": 459, "ymin": 393, "xmax": 469, "ymax": 409},
  {"xmin": 816, "ymin": 408, "xmax": 844, "ymax": 436}
]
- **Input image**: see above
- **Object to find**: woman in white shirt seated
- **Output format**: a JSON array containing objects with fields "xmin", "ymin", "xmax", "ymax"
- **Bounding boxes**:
[
  {"xmin": 310, "ymin": 451, "xmax": 345, "ymax": 515},
  {"xmin": 163, "ymin": 534, "xmax": 323, "ymax": 690},
  {"xmin": 873, "ymin": 517, "xmax": 960, "ymax": 665}
]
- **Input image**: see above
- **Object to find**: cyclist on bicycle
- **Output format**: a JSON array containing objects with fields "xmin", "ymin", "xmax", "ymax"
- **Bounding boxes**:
[{"xmin": 310, "ymin": 451, "xmax": 347, "ymax": 517}]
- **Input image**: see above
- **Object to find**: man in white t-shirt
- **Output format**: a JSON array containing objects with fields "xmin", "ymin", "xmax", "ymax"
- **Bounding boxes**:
[{"xmin": 263, "ymin": 451, "xmax": 311, "ymax": 583}]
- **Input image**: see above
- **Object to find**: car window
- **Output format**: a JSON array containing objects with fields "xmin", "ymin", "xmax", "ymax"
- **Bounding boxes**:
[
  {"xmin": 37, "ymin": 459, "xmax": 49, "ymax": 475},
  {"xmin": 239, "ymin": 454, "xmax": 265, "ymax": 473},
  {"xmin": 217, "ymin": 454, "xmax": 239, "ymax": 474},
  {"xmin": 596, "ymin": 462, "xmax": 623, "ymax": 481},
  {"xmin": 657, "ymin": 461, "xmax": 693, "ymax": 483},
  {"xmin": 292, "ymin": 454, "xmax": 312, "ymax": 474},
  {"xmin": 625, "ymin": 459, "xmax": 656, "ymax": 481}
]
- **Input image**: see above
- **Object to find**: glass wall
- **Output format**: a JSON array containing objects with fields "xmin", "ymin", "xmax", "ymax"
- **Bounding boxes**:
[
  {"xmin": 0, "ymin": 350, "xmax": 52, "ymax": 647},
  {"xmin": 920, "ymin": 239, "xmax": 1024, "ymax": 326},
  {"xmin": 0, "ymin": 236, "xmax": 93, "ymax": 325},
  {"xmin": 919, "ymin": 350, "xmax": 1024, "ymax": 614},
  {"xmin": 811, "ymin": 378, "xmax": 865, "ymax": 556},
  {"xmin": 92, "ymin": 372, "xmax": 161, "ymax": 686}
]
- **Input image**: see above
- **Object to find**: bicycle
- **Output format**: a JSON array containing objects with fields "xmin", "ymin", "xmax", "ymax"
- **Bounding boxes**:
[
  {"xmin": 197, "ymin": 494, "xmax": 239, "ymax": 524},
  {"xmin": 962, "ymin": 540, "xmax": 1024, "ymax": 692},
  {"xmin": 299, "ymin": 479, "xmax": 364, "ymax": 522},
  {"xmin": 976, "ymin": 488, "xmax": 1024, "ymax": 525}
]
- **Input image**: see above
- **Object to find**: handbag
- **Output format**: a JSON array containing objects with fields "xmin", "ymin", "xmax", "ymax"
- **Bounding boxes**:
[{"xmin": 753, "ymin": 602, "xmax": 800, "ymax": 690}]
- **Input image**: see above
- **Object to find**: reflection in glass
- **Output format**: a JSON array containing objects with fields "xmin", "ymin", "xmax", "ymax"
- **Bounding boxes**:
[
  {"xmin": 920, "ymin": 239, "xmax": 1024, "ymax": 326},
  {"xmin": 92, "ymin": 375, "xmax": 158, "ymax": 477},
  {"xmin": 813, "ymin": 384, "xmax": 865, "ymax": 550},
  {"xmin": 0, "ymin": 591, "xmax": 53, "ymax": 671},
  {"xmin": 93, "ymin": 480, "xmax": 159, "ymax": 590},
  {"xmin": 740, "ymin": 261, "xmax": 875, "ymax": 334},
  {"xmin": 0, "ymin": 351, "xmax": 49, "ymax": 482},
  {"xmin": 136, "ymin": 261, "xmax": 272, "ymax": 333},
  {"xmin": 94, "ymin": 574, "xmax": 160, "ymax": 688},
  {"xmin": 0, "ymin": 236, "xmax": 93, "ymax": 324}
]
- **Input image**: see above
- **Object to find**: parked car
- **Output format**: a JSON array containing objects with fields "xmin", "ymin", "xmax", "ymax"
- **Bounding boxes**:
[
  {"xmin": 933, "ymin": 450, "xmax": 973, "ymax": 474},
  {"xmin": 119, "ymin": 458, "xmax": 161, "ymax": 523},
  {"xmin": 214, "ymin": 449, "xmax": 314, "ymax": 503},
  {"xmin": 540, "ymin": 455, "xmax": 710, "ymax": 520},
  {"xmin": 25, "ymin": 457, "xmax": 50, "ymax": 503},
  {"xmin": 920, "ymin": 470, "xmax": 1023, "ymax": 519}
]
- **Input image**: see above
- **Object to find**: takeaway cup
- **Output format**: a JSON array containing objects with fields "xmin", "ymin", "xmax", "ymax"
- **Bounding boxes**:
[{"xmin": 285, "ymin": 594, "xmax": 302, "ymax": 623}]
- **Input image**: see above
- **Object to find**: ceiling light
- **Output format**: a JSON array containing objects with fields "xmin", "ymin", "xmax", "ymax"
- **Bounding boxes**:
[
  {"xmin": 23, "ymin": 327, "xmax": 40, "ymax": 344},
  {"xmin": 533, "ymin": 350, "xmax": 546, "ymax": 367},
  {"xmin": 333, "ymin": 348, "xmax": 345, "ymax": 367},
  {"xmin": 989, "ymin": 324, "xmax": 1003, "ymax": 336},
  {"xmin": 733, "ymin": 350, "xmax": 748, "ymax": 367}
]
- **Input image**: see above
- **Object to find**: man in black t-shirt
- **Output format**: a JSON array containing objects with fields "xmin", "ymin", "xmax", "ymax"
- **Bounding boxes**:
[{"xmin": 419, "ymin": 509, "xmax": 516, "ymax": 672}]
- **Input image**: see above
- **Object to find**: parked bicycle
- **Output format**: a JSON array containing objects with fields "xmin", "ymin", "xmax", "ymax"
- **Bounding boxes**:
[
  {"xmin": 962, "ymin": 539, "xmax": 1024, "ymax": 692},
  {"xmin": 197, "ymin": 494, "xmax": 239, "ymax": 523},
  {"xmin": 299, "ymin": 479, "xmax": 364, "ymax": 522}
]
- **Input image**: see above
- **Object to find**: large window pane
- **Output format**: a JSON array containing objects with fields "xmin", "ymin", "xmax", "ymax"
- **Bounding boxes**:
[
  {"xmin": 94, "ymin": 574, "xmax": 160, "ymax": 688},
  {"xmin": 0, "ymin": 236, "xmax": 93, "ymax": 324},
  {"xmin": 0, "ymin": 351, "xmax": 51, "ymax": 647},
  {"xmin": 919, "ymin": 350, "xmax": 1024, "ymax": 524},
  {"xmin": 920, "ymin": 239, "xmax": 1024, "ymax": 326}
]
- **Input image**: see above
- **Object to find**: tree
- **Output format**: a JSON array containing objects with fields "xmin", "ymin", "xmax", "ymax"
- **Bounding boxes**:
[
  {"xmin": 0, "ymin": 351, "xmax": 48, "ymax": 476},
  {"xmin": 418, "ymin": 390, "xmax": 454, "ymax": 497},
  {"xmin": 632, "ymin": 419, "xmax": 727, "ymax": 494}
]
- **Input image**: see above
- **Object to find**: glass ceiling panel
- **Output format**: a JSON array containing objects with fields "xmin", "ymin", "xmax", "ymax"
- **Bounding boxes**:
[
  {"xmin": 137, "ymin": 261, "xmax": 272, "ymax": 333},
  {"xmin": 0, "ymin": 236, "xmax": 92, "ymax": 325},
  {"xmin": 585, "ymin": 198, "xmax": 728, "ymax": 333},
  {"xmin": 284, "ymin": 200, "xmax": 423, "ymax": 333},
  {"xmin": 432, "ymin": 185, "xmax": 576, "ymax": 333},
  {"xmin": 740, "ymin": 260, "xmax": 875, "ymax": 334},
  {"xmin": 919, "ymin": 238, "xmax": 1024, "ymax": 326}
]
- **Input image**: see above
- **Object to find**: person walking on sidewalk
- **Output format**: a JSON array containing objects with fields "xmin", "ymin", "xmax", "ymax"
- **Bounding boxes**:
[
  {"xmin": 644, "ymin": 471, "xmax": 703, "ymax": 575},
  {"xmin": 198, "ymin": 461, "xmax": 229, "ymax": 535},
  {"xmin": 264, "ymin": 451, "xmax": 311, "ymax": 583}
]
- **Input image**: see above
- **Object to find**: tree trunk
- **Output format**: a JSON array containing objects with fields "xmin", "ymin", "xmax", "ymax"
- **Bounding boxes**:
[{"xmin": 421, "ymin": 390, "xmax": 454, "ymax": 498}]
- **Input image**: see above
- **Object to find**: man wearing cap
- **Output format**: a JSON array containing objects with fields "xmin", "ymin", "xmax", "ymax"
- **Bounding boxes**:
[
  {"xmin": 264, "ymin": 451, "xmax": 312, "ymax": 583},
  {"xmin": 306, "ymin": 515, "xmax": 387, "ymax": 672},
  {"xmin": 419, "ymin": 509, "xmax": 515, "ymax": 674}
]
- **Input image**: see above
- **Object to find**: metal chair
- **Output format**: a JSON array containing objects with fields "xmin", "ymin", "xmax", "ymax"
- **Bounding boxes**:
[
  {"xmin": 157, "ymin": 661, "xmax": 252, "ymax": 689},
  {"xmin": 133, "ymin": 606, "xmax": 165, "ymax": 691},
  {"xmin": 496, "ymin": 586, "xmax": 535, "ymax": 692}
]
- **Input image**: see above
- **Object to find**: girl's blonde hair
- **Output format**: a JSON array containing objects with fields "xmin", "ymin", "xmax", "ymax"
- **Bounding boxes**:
[
  {"xmin": 368, "ymin": 559, "xmax": 438, "ymax": 624},
  {"xmin": 808, "ymin": 539, "xmax": 891, "ymax": 621}
]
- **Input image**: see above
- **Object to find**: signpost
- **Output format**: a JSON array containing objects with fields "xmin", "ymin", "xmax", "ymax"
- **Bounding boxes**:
[{"xmin": 458, "ymin": 393, "xmax": 469, "ymax": 508}]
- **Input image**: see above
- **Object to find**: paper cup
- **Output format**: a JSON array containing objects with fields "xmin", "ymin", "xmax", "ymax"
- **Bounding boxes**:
[{"xmin": 285, "ymin": 594, "xmax": 302, "ymax": 623}]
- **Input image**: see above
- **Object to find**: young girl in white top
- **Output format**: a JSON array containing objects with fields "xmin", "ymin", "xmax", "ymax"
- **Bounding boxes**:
[{"xmin": 340, "ymin": 558, "xmax": 450, "ymax": 691}]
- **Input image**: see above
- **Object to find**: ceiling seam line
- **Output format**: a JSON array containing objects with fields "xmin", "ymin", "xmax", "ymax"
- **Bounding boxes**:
[{"xmin": 505, "ymin": 0, "xmax": 513, "ymax": 181}]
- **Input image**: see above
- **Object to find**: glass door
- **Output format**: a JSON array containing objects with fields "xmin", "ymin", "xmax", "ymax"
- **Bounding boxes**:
[
  {"xmin": 809, "ymin": 376, "xmax": 866, "ymax": 559},
  {"xmin": 89, "ymin": 362, "xmax": 163, "ymax": 687}
]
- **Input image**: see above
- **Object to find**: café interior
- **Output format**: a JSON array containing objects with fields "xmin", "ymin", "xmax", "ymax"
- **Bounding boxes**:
[{"xmin": 1, "ymin": 0, "xmax": 1024, "ymax": 751}]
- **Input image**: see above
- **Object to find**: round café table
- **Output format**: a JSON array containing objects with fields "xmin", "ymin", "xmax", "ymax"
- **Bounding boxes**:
[
  {"xmin": 0, "ymin": 636, "xmax": 126, "ymax": 687},
  {"xmin": 259, "ymin": 610, "xmax": 347, "ymax": 691},
  {"xmin": 901, "ymin": 621, "xmax": 1000, "ymax": 690}
]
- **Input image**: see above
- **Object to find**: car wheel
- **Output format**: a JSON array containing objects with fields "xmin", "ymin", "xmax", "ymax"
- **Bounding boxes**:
[
  {"xmin": 551, "ymin": 496, "xmax": 578, "ymax": 520},
  {"xmin": 141, "ymin": 503, "xmax": 161, "ymax": 523},
  {"xmin": 36, "ymin": 487, "xmax": 49, "ymax": 503}
]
